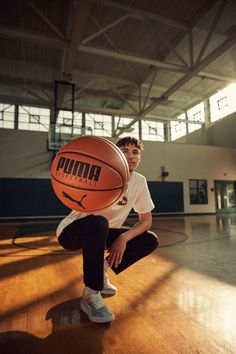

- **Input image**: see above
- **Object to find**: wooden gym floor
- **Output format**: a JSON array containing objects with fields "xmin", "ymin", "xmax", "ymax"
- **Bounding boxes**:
[{"xmin": 0, "ymin": 214, "xmax": 235, "ymax": 354}]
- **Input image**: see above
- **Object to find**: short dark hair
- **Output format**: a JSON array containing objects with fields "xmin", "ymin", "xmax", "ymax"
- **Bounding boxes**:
[{"xmin": 116, "ymin": 136, "xmax": 144, "ymax": 151}]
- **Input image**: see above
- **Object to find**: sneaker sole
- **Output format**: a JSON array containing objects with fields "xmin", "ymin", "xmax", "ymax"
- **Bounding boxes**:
[{"xmin": 80, "ymin": 300, "xmax": 115, "ymax": 323}]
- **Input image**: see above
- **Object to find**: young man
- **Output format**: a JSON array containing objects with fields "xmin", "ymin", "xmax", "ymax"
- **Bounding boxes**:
[{"xmin": 56, "ymin": 137, "xmax": 159, "ymax": 323}]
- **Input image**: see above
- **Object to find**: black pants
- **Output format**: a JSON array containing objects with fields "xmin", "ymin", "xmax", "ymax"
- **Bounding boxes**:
[{"xmin": 58, "ymin": 215, "xmax": 159, "ymax": 291}]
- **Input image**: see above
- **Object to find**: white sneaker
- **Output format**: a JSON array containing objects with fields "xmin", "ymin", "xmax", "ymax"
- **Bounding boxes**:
[
  {"xmin": 101, "ymin": 272, "xmax": 117, "ymax": 295},
  {"xmin": 101, "ymin": 259, "xmax": 117, "ymax": 295},
  {"xmin": 81, "ymin": 287, "xmax": 115, "ymax": 323}
]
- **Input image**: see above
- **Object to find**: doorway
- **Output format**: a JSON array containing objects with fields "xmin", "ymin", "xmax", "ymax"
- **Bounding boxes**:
[{"xmin": 214, "ymin": 181, "xmax": 236, "ymax": 213}]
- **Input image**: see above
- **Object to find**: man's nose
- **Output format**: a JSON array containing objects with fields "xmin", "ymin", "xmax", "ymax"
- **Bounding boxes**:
[{"xmin": 127, "ymin": 151, "xmax": 134, "ymax": 158}]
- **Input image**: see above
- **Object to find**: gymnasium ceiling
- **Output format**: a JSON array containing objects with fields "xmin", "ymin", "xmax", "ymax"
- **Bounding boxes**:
[{"xmin": 0, "ymin": 0, "xmax": 236, "ymax": 137}]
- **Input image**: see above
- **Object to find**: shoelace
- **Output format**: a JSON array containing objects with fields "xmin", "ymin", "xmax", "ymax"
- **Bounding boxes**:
[{"xmin": 89, "ymin": 292, "xmax": 105, "ymax": 309}]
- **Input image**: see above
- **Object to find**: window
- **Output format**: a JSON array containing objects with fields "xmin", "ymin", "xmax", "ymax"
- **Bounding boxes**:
[
  {"xmin": 57, "ymin": 110, "xmax": 74, "ymax": 126},
  {"xmin": 217, "ymin": 96, "xmax": 228, "ymax": 110},
  {"xmin": 87, "ymin": 114, "xmax": 112, "ymax": 137},
  {"xmin": 193, "ymin": 111, "xmax": 201, "ymax": 121},
  {"xmin": 94, "ymin": 120, "xmax": 104, "ymax": 131},
  {"xmin": 114, "ymin": 116, "xmax": 139, "ymax": 138},
  {"xmin": 142, "ymin": 120, "xmax": 164, "ymax": 141},
  {"xmin": 18, "ymin": 105, "xmax": 50, "ymax": 131},
  {"xmin": 56, "ymin": 111, "xmax": 83, "ymax": 137},
  {"xmin": 210, "ymin": 83, "xmax": 236, "ymax": 122},
  {"xmin": 149, "ymin": 126, "xmax": 157, "ymax": 135},
  {"xmin": 0, "ymin": 103, "xmax": 15, "ymax": 129},
  {"xmin": 29, "ymin": 114, "xmax": 40, "ymax": 124},
  {"xmin": 170, "ymin": 113, "xmax": 186, "ymax": 140},
  {"xmin": 187, "ymin": 101, "xmax": 205, "ymax": 133},
  {"xmin": 189, "ymin": 179, "xmax": 208, "ymax": 205}
]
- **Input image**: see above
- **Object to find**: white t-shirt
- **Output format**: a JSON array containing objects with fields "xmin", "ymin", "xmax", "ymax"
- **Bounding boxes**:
[{"xmin": 56, "ymin": 171, "xmax": 155, "ymax": 237}]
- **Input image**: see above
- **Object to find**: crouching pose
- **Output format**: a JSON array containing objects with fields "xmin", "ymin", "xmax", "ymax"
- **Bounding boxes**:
[{"xmin": 56, "ymin": 137, "xmax": 159, "ymax": 323}]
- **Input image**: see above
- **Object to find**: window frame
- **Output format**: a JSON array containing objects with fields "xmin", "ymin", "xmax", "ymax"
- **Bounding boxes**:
[{"xmin": 189, "ymin": 179, "xmax": 208, "ymax": 205}]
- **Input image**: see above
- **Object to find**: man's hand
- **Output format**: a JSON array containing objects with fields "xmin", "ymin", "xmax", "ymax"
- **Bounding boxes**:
[
  {"xmin": 107, "ymin": 212, "xmax": 152, "ymax": 268},
  {"xmin": 107, "ymin": 235, "xmax": 128, "ymax": 268}
]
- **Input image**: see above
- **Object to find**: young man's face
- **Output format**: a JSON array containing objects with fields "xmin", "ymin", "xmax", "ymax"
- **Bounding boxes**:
[{"xmin": 119, "ymin": 143, "xmax": 141, "ymax": 172}]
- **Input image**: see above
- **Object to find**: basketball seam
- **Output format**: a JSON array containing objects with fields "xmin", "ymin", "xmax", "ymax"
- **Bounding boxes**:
[
  {"xmin": 100, "ymin": 139, "xmax": 129, "ymax": 179},
  {"xmin": 103, "ymin": 139, "xmax": 128, "ymax": 164}
]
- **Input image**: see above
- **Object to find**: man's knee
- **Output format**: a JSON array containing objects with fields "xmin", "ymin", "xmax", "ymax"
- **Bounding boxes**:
[
  {"xmin": 83, "ymin": 215, "xmax": 109, "ymax": 247},
  {"xmin": 88, "ymin": 215, "xmax": 109, "ymax": 234},
  {"xmin": 58, "ymin": 231, "xmax": 80, "ymax": 251}
]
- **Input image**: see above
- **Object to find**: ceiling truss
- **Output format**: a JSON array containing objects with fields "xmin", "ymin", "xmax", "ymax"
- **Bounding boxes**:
[{"xmin": 0, "ymin": 0, "xmax": 235, "ymax": 138}]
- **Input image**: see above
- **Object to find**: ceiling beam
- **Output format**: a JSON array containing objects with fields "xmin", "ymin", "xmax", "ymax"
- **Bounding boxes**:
[
  {"xmin": 79, "ymin": 46, "xmax": 236, "ymax": 82},
  {"xmin": 93, "ymin": 0, "xmax": 189, "ymax": 31},
  {"xmin": 61, "ymin": 0, "xmax": 92, "ymax": 78},
  {"xmin": 73, "ymin": 105, "xmax": 135, "ymax": 117},
  {"xmin": 53, "ymin": 0, "xmax": 92, "ymax": 123},
  {"xmin": 0, "ymin": 75, "xmax": 53, "ymax": 91},
  {"xmin": 195, "ymin": 0, "xmax": 227, "ymax": 65},
  {"xmin": 145, "ymin": 21, "xmax": 189, "ymax": 67},
  {"xmin": 79, "ymin": 45, "xmax": 188, "ymax": 73},
  {"xmin": 25, "ymin": 0, "xmax": 66, "ymax": 40},
  {"xmin": 0, "ymin": 26, "xmax": 68, "ymax": 49},
  {"xmin": 0, "ymin": 94, "xmax": 51, "ymax": 108},
  {"xmin": 1, "ymin": 26, "xmax": 235, "ymax": 83},
  {"xmin": 1, "ymin": 66, "xmax": 185, "ymax": 102},
  {"xmin": 0, "ymin": 74, "xmax": 217, "ymax": 118},
  {"xmin": 144, "ymin": 115, "xmax": 205, "ymax": 125},
  {"xmin": 198, "ymin": 71, "xmax": 236, "ymax": 83},
  {"xmin": 116, "ymin": 35, "xmax": 236, "ymax": 136},
  {"xmin": 73, "ymin": 70, "xmax": 204, "ymax": 98},
  {"xmin": 88, "ymin": 14, "xmax": 137, "ymax": 81},
  {"xmin": 128, "ymin": 0, "xmax": 219, "ymax": 120},
  {"xmin": 82, "ymin": 14, "xmax": 129, "ymax": 44},
  {"xmin": 74, "ymin": 70, "xmax": 138, "ymax": 87}
]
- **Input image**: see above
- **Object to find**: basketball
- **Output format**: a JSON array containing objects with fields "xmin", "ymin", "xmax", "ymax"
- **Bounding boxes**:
[{"xmin": 51, "ymin": 136, "xmax": 129, "ymax": 212}]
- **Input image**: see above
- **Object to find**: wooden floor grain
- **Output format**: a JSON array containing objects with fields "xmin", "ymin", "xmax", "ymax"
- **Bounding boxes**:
[{"xmin": 0, "ymin": 215, "xmax": 236, "ymax": 353}]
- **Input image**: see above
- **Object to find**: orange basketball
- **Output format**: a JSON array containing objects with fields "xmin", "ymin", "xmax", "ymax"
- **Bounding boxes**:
[{"xmin": 51, "ymin": 136, "xmax": 129, "ymax": 213}]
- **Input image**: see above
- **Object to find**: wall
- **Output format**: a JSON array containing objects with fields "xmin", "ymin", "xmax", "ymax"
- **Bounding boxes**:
[
  {"xmin": 1, "ymin": 128, "xmax": 236, "ymax": 215},
  {"xmin": 177, "ymin": 112, "xmax": 236, "ymax": 148},
  {"xmin": 138, "ymin": 141, "xmax": 236, "ymax": 214},
  {"xmin": 0, "ymin": 129, "xmax": 52, "ymax": 178}
]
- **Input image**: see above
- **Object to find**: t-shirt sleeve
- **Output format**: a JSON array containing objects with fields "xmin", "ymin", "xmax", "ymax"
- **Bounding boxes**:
[{"xmin": 133, "ymin": 177, "xmax": 155, "ymax": 214}]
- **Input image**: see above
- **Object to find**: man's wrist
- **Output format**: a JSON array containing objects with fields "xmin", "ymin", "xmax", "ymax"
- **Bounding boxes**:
[{"xmin": 120, "ymin": 232, "xmax": 131, "ymax": 242}]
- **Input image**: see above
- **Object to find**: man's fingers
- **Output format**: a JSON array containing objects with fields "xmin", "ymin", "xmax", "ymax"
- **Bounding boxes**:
[
  {"xmin": 107, "ymin": 253, "xmax": 116, "ymax": 267},
  {"xmin": 107, "ymin": 251, "xmax": 123, "ymax": 268},
  {"xmin": 114, "ymin": 253, "xmax": 123, "ymax": 268}
]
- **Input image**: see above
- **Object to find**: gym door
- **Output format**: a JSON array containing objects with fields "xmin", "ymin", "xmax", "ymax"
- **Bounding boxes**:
[{"xmin": 214, "ymin": 181, "xmax": 236, "ymax": 213}]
